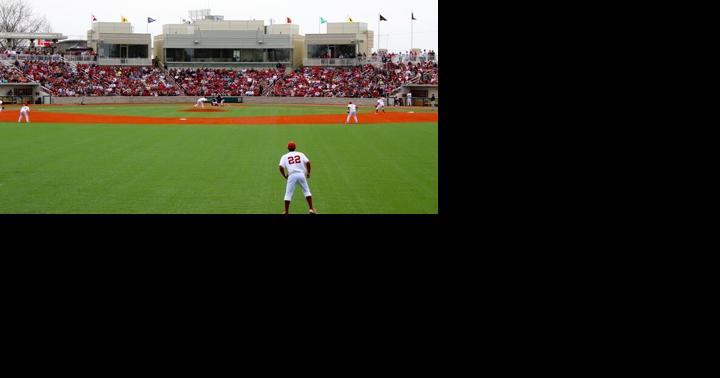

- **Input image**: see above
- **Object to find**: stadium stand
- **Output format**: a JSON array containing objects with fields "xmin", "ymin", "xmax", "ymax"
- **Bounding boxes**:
[{"xmin": 4, "ymin": 55, "xmax": 437, "ymax": 98}]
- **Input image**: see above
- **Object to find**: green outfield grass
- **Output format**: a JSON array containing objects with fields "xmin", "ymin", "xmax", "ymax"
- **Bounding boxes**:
[{"xmin": 0, "ymin": 105, "xmax": 438, "ymax": 214}]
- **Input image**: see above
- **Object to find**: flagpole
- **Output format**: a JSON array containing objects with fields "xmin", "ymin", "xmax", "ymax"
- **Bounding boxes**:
[
  {"xmin": 377, "ymin": 13, "xmax": 380, "ymax": 53},
  {"xmin": 411, "ymin": 11, "xmax": 414, "ymax": 51}
]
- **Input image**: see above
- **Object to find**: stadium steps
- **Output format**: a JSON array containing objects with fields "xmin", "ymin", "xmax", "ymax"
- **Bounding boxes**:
[
  {"xmin": 64, "ymin": 59, "xmax": 79, "ymax": 69},
  {"xmin": 161, "ymin": 67, "xmax": 186, "ymax": 95},
  {"xmin": 262, "ymin": 80, "xmax": 273, "ymax": 96},
  {"xmin": 0, "ymin": 60, "xmax": 53, "ymax": 96}
]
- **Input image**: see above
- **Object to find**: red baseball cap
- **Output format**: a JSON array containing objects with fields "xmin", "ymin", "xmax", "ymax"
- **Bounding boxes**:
[{"xmin": 288, "ymin": 141, "xmax": 296, "ymax": 150}]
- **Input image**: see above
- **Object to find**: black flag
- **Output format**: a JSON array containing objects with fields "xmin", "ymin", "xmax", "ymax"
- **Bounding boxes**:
[
  {"xmin": 380, "ymin": 14, "xmax": 388, "ymax": 21},
  {"xmin": 412, "ymin": 13, "xmax": 417, "ymax": 20}
]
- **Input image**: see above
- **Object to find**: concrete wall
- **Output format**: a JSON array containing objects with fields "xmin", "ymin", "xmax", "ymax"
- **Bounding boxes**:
[
  {"xmin": 164, "ymin": 30, "xmax": 291, "ymax": 49},
  {"xmin": 266, "ymin": 24, "xmax": 300, "ymax": 36},
  {"xmin": 194, "ymin": 20, "xmax": 265, "ymax": 31},
  {"xmin": 327, "ymin": 22, "xmax": 368, "ymax": 33},
  {"xmin": 292, "ymin": 36, "xmax": 305, "ymax": 68},
  {"xmin": 50, "ymin": 96, "xmax": 379, "ymax": 106},
  {"xmin": 93, "ymin": 23, "xmax": 134, "ymax": 34}
]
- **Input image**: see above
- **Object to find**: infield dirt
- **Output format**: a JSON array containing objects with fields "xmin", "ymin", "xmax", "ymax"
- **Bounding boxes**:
[{"xmin": 0, "ymin": 108, "xmax": 438, "ymax": 125}]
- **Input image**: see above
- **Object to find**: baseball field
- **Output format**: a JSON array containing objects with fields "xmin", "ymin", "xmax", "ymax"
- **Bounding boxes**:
[{"xmin": 0, "ymin": 103, "xmax": 438, "ymax": 214}]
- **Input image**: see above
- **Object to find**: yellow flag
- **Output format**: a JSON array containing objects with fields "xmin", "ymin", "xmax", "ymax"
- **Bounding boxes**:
[
  {"xmin": 121, "ymin": 16, "xmax": 128, "ymax": 23},
  {"xmin": 347, "ymin": 17, "xmax": 353, "ymax": 22}
]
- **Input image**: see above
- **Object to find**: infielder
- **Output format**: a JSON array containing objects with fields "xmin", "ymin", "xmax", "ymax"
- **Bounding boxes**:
[
  {"xmin": 346, "ymin": 101, "xmax": 359, "ymax": 124},
  {"xmin": 279, "ymin": 141, "xmax": 316, "ymax": 215},
  {"xmin": 194, "ymin": 97, "xmax": 208, "ymax": 108},
  {"xmin": 375, "ymin": 98, "xmax": 386, "ymax": 113},
  {"xmin": 18, "ymin": 105, "xmax": 30, "ymax": 123}
]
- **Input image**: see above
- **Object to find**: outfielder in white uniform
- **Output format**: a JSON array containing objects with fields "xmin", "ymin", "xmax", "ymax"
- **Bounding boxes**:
[
  {"xmin": 18, "ymin": 105, "xmax": 30, "ymax": 123},
  {"xmin": 346, "ymin": 102, "xmax": 359, "ymax": 124},
  {"xmin": 406, "ymin": 93, "xmax": 413, "ymax": 107},
  {"xmin": 0, "ymin": 100, "xmax": 3, "ymax": 112},
  {"xmin": 195, "ymin": 97, "xmax": 208, "ymax": 108},
  {"xmin": 279, "ymin": 141, "xmax": 317, "ymax": 215},
  {"xmin": 375, "ymin": 98, "xmax": 386, "ymax": 113}
]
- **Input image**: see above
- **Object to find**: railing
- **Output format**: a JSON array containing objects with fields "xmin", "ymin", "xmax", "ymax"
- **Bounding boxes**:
[
  {"xmin": 0, "ymin": 54, "xmax": 65, "ymax": 62},
  {"xmin": 166, "ymin": 62, "xmax": 288, "ymax": 69},
  {"xmin": 370, "ymin": 55, "xmax": 437, "ymax": 64},
  {"xmin": 303, "ymin": 58, "xmax": 362, "ymax": 67},
  {"xmin": 0, "ymin": 54, "xmax": 105, "ymax": 64},
  {"xmin": 97, "ymin": 58, "xmax": 152, "ymax": 66},
  {"xmin": 64, "ymin": 55, "xmax": 97, "ymax": 62}
]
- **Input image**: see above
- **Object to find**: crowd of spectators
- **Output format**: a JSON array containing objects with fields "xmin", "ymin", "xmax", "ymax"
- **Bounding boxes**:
[
  {"xmin": 2, "ymin": 57, "xmax": 437, "ymax": 98},
  {"xmin": 169, "ymin": 67, "xmax": 281, "ymax": 97},
  {"xmin": 16, "ymin": 62, "xmax": 184, "ymax": 96},
  {"xmin": 266, "ymin": 61, "xmax": 437, "ymax": 98},
  {"xmin": 0, "ymin": 61, "xmax": 33, "ymax": 83}
]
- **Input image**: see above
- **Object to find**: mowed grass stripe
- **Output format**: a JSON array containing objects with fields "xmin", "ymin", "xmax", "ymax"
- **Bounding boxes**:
[{"xmin": 0, "ymin": 122, "xmax": 437, "ymax": 214}]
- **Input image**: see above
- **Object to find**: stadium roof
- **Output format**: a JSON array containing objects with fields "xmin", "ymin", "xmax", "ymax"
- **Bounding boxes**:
[{"xmin": 0, "ymin": 32, "xmax": 68, "ymax": 41}]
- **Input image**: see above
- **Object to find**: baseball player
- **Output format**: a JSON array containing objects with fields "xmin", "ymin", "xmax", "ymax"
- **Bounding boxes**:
[
  {"xmin": 212, "ymin": 95, "xmax": 225, "ymax": 107},
  {"xmin": 194, "ymin": 97, "xmax": 208, "ymax": 108},
  {"xmin": 406, "ymin": 92, "xmax": 413, "ymax": 107},
  {"xmin": 375, "ymin": 98, "xmax": 386, "ymax": 113},
  {"xmin": 0, "ymin": 99, "xmax": 3, "ymax": 112},
  {"xmin": 18, "ymin": 105, "xmax": 30, "ymax": 123},
  {"xmin": 346, "ymin": 101, "xmax": 359, "ymax": 124},
  {"xmin": 279, "ymin": 141, "xmax": 317, "ymax": 215}
]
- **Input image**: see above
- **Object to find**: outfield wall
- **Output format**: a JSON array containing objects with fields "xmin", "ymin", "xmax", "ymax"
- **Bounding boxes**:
[{"xmin": 50, "ymin": 96, "xmax": 379, "ymax": 106}]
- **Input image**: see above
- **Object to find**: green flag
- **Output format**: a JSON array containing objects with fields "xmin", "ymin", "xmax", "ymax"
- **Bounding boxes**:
[{"xmin": 320, "ymin": 17, "xmax": 327, "ymax": 24}]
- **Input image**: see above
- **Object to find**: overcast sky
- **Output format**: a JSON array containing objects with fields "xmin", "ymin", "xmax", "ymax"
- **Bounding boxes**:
[{"xmin": 27, "ymin": 0, "xmax": 438, "ymax": 53}]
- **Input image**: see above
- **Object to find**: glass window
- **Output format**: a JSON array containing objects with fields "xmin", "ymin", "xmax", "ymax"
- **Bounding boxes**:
[
  {"xmin": 99, "ymin": 44, "xmax": 120, "ymax": 58},
  {"xmin": 307, "ymin": 44, "xmax": 356, "ymax": 59},
  {"xmin": 166, "ymin": 48, "xmax": 193, "ymax": 62},
  {"xmin": 99, "ymin": 44, "xmax": 148, "ymax": 58},
  {"xmin": 164, "ymin": 48, "xmax": 291, "ymax": 63},
  {"xmin": 128, "ymin": 45, "xmax": 148, "ymax": 59},
  {"xmin": 266, "ymin": 49, "xmax": 290, "ymax": 62}
]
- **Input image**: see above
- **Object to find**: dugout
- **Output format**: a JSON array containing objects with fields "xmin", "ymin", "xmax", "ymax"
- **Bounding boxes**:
[
  {"xmin": 221, "ymin": 96, "xmax": 243, "ymax": 103},
  {"xmin": 395, "ymin": 84, "xmax": 439, "ymax": 107},
  {"xmin": 0, "ymin": 83, "xmax": 51, "ymax": 104}
]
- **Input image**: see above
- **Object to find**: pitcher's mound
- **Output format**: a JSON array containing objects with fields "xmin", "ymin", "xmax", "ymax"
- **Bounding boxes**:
[{"xmin": 181, "ymin": 108, "xmax": 229, "ymax": 113}]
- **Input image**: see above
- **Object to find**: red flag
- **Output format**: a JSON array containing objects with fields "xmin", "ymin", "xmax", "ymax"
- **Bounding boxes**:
[{"xmin": 287, "ymin": 17, "xmax": 292, "ymax": 24}]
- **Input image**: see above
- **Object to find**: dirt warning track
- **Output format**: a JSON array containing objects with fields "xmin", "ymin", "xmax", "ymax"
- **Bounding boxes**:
[{"xmin": 0, "ymin": 111, "xmax": 438, "ymax": 125}]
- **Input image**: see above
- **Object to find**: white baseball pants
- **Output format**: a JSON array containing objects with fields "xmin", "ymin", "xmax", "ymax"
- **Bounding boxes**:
[{"xmin": 285, "ymin": 173, "xmax": 312, "ymax": 202}]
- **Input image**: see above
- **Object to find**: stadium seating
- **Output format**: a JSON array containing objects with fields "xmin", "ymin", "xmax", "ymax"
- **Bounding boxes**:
[
  {"xmin": 18, "ymin": 62, "xmax": 184, "ymax": 96},
  {"xmin": 5, "ymin": 59, "xmax": 437, "ymax": 98}
]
